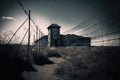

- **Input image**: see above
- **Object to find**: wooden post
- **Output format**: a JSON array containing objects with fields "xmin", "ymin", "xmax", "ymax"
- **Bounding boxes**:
[
  {"xmin": 33, "ymin": 34, "xmax": 35, "ymax": 49},
  {"xmin": 33, "ymin": 34, "xmax": 35, "ymax": 44},
  {"xmin": 36, "ymin": 26, "xmax": 38, "ymax": 53},
  {"xmin": 27, "ymin": 10, "xmax": 31, "ymax": 62},
  {"xmin": 38, "ymin": 30, "xmax": 40, "ymax": 53}
]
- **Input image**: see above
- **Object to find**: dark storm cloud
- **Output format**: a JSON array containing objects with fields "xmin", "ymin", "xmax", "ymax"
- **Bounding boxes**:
[
  {"xmin": 0, "ymin": 0, "xmax": 17, "ymax": 16},
  {"xmin": 22, "ymin": 0, "xmax": 112, "ymax": 24},
  {"xmin": 29, "ymin": 0, "xmax": 119, "ymax": 28},
  {"xmin": 0, "ymin": 0, "xmax": 16, "ymax": 29},
  {"xmin": 0, "ymin": 0, "xmax": 120, "ymax": 32},
  {"xmin": 0, "ymin": 0, "xmax": 119, "ymax": 18}
]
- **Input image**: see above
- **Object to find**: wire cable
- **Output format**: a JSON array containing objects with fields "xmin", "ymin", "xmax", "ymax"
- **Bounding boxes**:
[{"xmin": 8, "ymin": 18, "xmax": 28, "ymax": 44}]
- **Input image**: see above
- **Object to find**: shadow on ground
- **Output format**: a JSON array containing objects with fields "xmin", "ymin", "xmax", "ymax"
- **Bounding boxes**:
[{"xmin": 0, "ymin": 45, "xmax": 36, "ymax": 80}]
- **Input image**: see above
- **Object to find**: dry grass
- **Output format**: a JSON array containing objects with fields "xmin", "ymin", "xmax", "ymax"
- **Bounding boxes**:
[
  {"xmin": 53, "ymin": 46, "xmax": 120, "ymax": 80},
  {"xmin": 31, "ymin": 51, "xmax": 54, "ymax": 65},
  {"xmin": 46, "ymin": 47, "xmax": 62, "ymax": 58},
  {"xmin": 1, "ymin": 45, "xmax": 120, "ymax": 80}
]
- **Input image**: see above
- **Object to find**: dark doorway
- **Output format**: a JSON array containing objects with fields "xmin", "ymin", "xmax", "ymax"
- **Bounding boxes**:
[{"xmin": 54, "ymin": 39, "xmax": 58, "ymax": 46}]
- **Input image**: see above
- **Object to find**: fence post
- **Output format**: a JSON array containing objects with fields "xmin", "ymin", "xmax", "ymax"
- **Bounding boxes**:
[{"xmin": 27, "ymin": 10, "xmax": 31, "ymax": 62}]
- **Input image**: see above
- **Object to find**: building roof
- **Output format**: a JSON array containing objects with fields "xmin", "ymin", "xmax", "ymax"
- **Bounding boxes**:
[
  {"xmin": 35, "ymin": 35, "xmax": 48, "ymax": 43},
  {"xmin": 63, "ymin": 34, "xmax": 91, "ymax": 39},
  {"xmin": 47, "ymin": 24, "xmax": 61, "ymax": 29}
]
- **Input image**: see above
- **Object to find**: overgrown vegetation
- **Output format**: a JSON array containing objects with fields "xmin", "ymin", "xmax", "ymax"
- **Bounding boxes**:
[
  {"xmin": 1, "ymin": 45, "xmax": 120, "ymax": 80},
  {"xmin": 0, "ymin": 44, "xmax": 59, "ymax": 80},
  {"xmin": 54, "ymin": 46, "xmax": 120, "ymax": 80},
  {"xmin": 46, "ymin": 47, "xmax": 62, "ymax": 58},
  {"xmin": 0, "ymin": 44, "xmax": 36, "ymax": 80},
  {"xmin": 30, "ymin": 46, "xmax": 62, "ymax": 65},
  {"xmin": 31, "ymin": 50, "xmax": 54, "ymax": 65}
]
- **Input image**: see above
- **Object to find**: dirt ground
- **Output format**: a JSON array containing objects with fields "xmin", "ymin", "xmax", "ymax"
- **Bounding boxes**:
[{"xmin": 22, "ymin": 57, "xmax": 64, "ymax": 80}]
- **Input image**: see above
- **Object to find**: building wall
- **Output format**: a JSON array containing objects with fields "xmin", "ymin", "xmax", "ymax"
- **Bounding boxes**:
[
  {"xmin": 60, "ymin": 35, "xmax": 91, "ymax": 46},
  {"xmin": 36, "ymin": 35, "xmax": 91, "ymax": 47},
  {"xmin": 48, "ymin": 29, "xmax": 51, "ymax": 47},
  {"xmin": 48, "ymin": 27, "xmax": 60, "ymax": 47}
]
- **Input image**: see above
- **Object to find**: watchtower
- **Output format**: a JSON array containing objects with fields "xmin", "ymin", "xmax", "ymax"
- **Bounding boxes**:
[{"xmin": 47, "ymin": 24, "xmax": 61, "ymax": 47}]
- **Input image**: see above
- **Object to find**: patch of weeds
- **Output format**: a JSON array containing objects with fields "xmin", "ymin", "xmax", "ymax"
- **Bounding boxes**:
[
  {"xmin": 32, "ymin": 52, "xmax": 54, "ymax": 65},
  {"xmin": 47, "ymin": 51, "xmax": 62, "ymax": 58}
]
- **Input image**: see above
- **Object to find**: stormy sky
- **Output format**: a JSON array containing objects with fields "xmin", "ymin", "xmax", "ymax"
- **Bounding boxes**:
[{"xmin": 0, "ymin": 0, "xmax": 120, "ymax": 43}]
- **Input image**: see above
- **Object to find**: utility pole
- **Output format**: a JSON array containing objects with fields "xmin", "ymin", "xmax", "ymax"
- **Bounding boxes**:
[
  {"xmin": 33, "ymin": 34, "xmax": 35, "ymax": 48},
  {"xmin": 27, "ymin": 10, "xmax": 31, "ymax": 62},
  {"xmin": 36, "ymin": 26, "xmax": 38, "ymax": 53},
  {"xmin": 38, "ymin": 30, "xmax": 40, "ymax": 53}
]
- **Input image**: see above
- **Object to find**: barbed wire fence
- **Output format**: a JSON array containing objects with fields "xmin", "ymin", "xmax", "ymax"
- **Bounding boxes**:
[
  {"xmin": 64, "ymin": 14, "xmax": 120, "ymax": 46},
  {"xmin": 1, "ymin": 0, "xmax": 119, "ymax": 48},
  {"xmin": 0, "ymin": 0, "xmax": 45, "ymax": 63}
]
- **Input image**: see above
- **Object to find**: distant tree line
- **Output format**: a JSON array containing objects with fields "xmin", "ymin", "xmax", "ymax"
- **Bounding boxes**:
[{"xmin": 0, "ymin": 30, "xmax": 20, "ymax": 44}]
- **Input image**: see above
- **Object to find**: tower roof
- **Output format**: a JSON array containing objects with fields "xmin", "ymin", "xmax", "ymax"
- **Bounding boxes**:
[{"xmin": 47, "ymin": 24, "xmax": 61, "ymax": 29}]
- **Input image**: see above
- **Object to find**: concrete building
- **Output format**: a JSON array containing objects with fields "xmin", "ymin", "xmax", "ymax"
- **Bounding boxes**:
[
  {"xmin": 35, "ymin": 24, "xmax": 91, "ymax": 47},
  {"xmin": 60, "ymin": 34, "xmax": 91, "ymax": 46},
  {"xmin": 47, "ymin": 24, "xmax": 61, "ymax": 47},
  {"xmin": 35, "ymin": 35, "xmax": 48, "ymax": 46}
]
